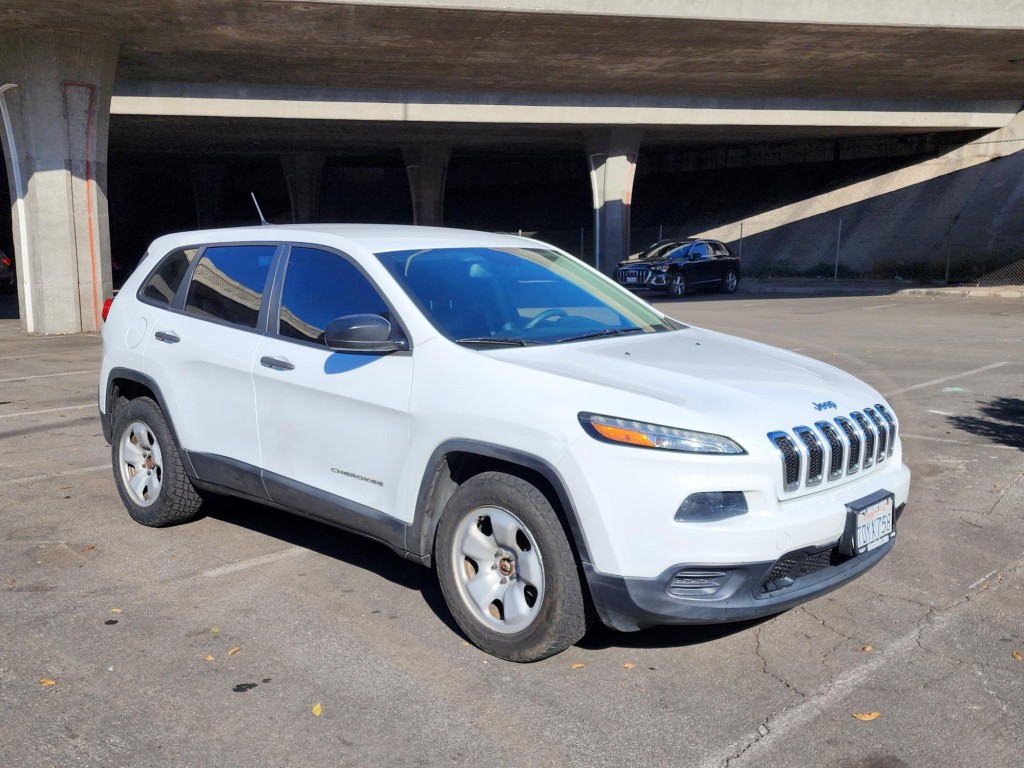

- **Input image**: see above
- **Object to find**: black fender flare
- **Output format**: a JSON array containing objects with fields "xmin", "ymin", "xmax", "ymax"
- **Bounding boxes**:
[
  {"xmin": 406, "ymin": 439, "xmax": 593, "ymax": 568},
  {"xmin": 102, "ymin": 368, "xmax": 197, "ymax": 477}
]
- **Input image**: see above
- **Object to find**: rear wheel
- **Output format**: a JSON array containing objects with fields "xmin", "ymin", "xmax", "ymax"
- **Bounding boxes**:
[
  {"xmin": 435, "ymin": 472, "xmax": 588, "ymax": 662},
  {"xmin": 665, "ymin": 272, "xmax": 687, "ymax": 298},
  {"xmin": 111, "ymin": 397, "xmax": 202, "ymax": 527},
  {"xmin": 721, "ymin": 269, "xmax": 739, "ymax": 293}
]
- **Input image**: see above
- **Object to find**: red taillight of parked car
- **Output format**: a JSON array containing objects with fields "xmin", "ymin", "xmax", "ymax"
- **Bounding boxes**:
[
  {"xmin": 102, "ymin": 297, "xmax": 113, "ymax": 321},
  {"xmin": 1, "ymin": 256, "xmax": 10, "ymax": 266}
]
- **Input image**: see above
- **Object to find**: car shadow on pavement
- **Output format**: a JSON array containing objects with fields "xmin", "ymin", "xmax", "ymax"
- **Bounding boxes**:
[
  {"xmin": 204, "ymin": 495, "xmax": 775, "ymax": 652},
  {"xmin": 203, "ymin": 495, "xmax": 462, "ymax": 636},
  {"xmin": 577, "ymin": 615, "xmax": 771, "ymax": 652}
]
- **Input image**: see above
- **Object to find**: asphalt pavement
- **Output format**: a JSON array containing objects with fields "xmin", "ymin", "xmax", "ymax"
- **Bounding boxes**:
[{"xmin": 1, "ymin": 289, "xmax": 1022, "ymax": 768}]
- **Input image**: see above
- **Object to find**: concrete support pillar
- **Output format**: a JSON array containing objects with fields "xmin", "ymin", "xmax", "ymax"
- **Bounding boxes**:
[
  {"xmin": 403, "ymin": 145, "xmax": 450, "ymax": 226},
  {"xmin": 187, "ymin": 162, "xmax": 226, "ymax": 229},
  {"xmin": 281, "ymin": 152, "xmax": 325, "ymax": 223},
  {"xmin": 0, "ymin": 31, "xmax": 119, "ymax": 334},
  {"xmin": 585, "ymin": 128, "xmax": 642, "ymax": 274}
]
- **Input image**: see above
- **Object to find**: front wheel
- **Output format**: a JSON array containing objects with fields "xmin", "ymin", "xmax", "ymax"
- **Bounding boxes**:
[
  {"xmin": 721, "ymin": 269, "xmax": 739, "ymax": 294},
  {"xmin": 111, "ymin": 397, "xmax": 203, "ymax": 527},
  {"xmin": 435, "ymin": 472, "xmax": 588, "ymax": 662},
  {"xmin": 665, "ymin": 272, "xmax": 687, "ymax": 298}
]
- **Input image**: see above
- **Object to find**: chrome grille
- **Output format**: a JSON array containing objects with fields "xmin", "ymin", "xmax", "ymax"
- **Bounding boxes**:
[
  {"xmin": 865, "ymin": 407, "xmax": 888, "ymax": 463},
  {"xmin": 794, "ymin": 426, "xmax": 824, "ymax": 487},
  {"xmin": 768, "ymin": 405, "xmax": 898, "ymax": 494},
  {"xmin": 875, "ymin": 404, "xmax": 897, "ymax": 457},
  {"xmin": 852, "ymin": 411, "xmax": 876, "ymax": 468},
  {"xmin": 769, "ymin": 431, "xmax": 801, "ymax": 492},
  {"xmin": 816, "ymin": 421, "xmax": 845, "ymax": 481},
  {"xmin": 617, "ymin": 267, "xmax": 650, "ymax": 284},
  {"xmin": 835, "ymin": 417, "xmax": 861, "ymax": 475}
]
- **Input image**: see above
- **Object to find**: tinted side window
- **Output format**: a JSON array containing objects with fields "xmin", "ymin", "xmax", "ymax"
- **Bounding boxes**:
[
  {"xmin": 692, "ymin": 242, "xmax": 710, "ymax": 257},
  {"xmin": 140, "ymin": 248, "xmax": 198, "ymax": 305},
  {"xmin": 184, "ymin": 245, "xmax": 276, "ymax": 328},
  {"xmin": 278, "ymin": 247, "xmax": 389, "ymax": 343}
]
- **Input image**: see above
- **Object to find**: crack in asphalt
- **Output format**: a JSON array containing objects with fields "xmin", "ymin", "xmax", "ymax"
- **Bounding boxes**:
[{"xmin": 703, "ymin": 551, "xmax": 1024, "ymax": 768}]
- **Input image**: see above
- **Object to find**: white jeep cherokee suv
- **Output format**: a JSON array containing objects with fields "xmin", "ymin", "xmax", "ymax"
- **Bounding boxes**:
[{"xmin": 99, "ymin": 225, "xmax": 910, "ymax": 661}]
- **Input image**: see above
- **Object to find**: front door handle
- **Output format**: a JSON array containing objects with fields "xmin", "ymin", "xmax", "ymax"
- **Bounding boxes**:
[
  {"xmin": 260, "ymin": 355, "xmax": 295, "ymax": 371},
  {"xmin": 154, "ymin": 331, "xmax": 180, "ymax": 343}
]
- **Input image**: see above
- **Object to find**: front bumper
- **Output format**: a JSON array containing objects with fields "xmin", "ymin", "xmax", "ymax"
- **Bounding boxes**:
[{"xmin": 585, "ymin": 505, "xmax": 903, "ymax": 632}]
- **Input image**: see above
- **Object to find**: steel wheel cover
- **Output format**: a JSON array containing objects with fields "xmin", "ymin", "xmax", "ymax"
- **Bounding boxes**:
[
  {"xmin": 118, "ymin": 420, "xmax": 164, "ymax": 507},
  {"xmin": 450, "ymin": 506, "xmax": 546, "ymax": 634}
]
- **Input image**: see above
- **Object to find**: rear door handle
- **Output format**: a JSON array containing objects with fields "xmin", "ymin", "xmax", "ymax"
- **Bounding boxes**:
[
  {"xmin": 260, "ymin": 355, "xmax": 295, "ymax": 371},
  {"xmin": 154, "ymin": 331, "xmax": 180, "ymax": 343}
]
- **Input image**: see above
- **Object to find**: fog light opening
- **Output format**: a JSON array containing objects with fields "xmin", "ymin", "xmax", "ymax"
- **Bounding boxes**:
[{"xmin": 675, "ymin": 491, "xmax": 748, "ymax": 522}]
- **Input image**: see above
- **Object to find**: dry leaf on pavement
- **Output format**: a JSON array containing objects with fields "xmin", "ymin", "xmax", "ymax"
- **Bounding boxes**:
[
  {"xmin": 859, "ymin": 645, "xmax": 873, "ymax": 652},
  {"xmin": 312, "ymin": 703, "xmax": 323, "ymax": 717},
  {"xmin": 39, "ymin": 678, "xmax": 56, "ymax": 687},
  {"xmin": 1012, "ymin": 651, "xmax": 1022, "ymax": 662},
  {"xmin": 852, "ymin": 712, "xmax": 881, "ymax": 721},
  {"xmin": 623, "ymin": 663, "xmax": 636, "ymax": 669},
  {"xmin": 570, "ymin": 663, "xmax": 585, "ymax": 669},
  {"xmin": 227, "ymin": 646, "xmax": 241, "ymax": 656},
  {"xmin": 80, "ymin": 545, "xmax": 95, "ymax": 553},
  {"xmin": 203, "ymin": 655, "xmax": 215, "ymax": 662}
]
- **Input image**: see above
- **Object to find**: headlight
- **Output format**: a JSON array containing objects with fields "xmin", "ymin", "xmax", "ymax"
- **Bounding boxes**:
[
  {"xmin": 578, "ymin": 413, "xmax": 746, "ymax": 454},
  {"xmin": 650, "ymin": 264, "xmax": 669, "ymax": 273}
]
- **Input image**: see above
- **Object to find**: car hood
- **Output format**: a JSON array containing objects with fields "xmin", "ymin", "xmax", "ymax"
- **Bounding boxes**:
[{"xmin": 491, "ymin": 327, "xmax": 885, "ymax": 435}]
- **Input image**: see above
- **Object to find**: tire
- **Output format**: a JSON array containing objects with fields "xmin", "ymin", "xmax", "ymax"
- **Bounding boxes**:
[
  {"xmin": 665, "ymin": 271, "xmax": 687, "ymax": 298},
  {"xmin": 721, "ymin": 269, "xmax": 739, "ymax": 294},
  {"xmin": 434, "ymin": 472, "xmax": 588, "ymax": 662},
  {"xmin": 111, "ymin": 396, "xmax": 203, "ymax": 527}
]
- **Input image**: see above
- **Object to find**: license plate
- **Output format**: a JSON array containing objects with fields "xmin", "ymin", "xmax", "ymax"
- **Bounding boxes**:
[
  {"xmin": 848, "ymin": 493, "xmax": 895, "ymax": 554},
  {"xmin": 623, "ymin": 274, "xmax": 638, "ymax": 284}
]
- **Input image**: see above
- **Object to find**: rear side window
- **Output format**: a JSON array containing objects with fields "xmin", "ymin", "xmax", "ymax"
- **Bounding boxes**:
[
  {"xmin": 183, "ymin": 245, "xmax": 276, "ymax": 328},
  {"xmin": 140, "ymin": 248, "xmax": 198, "ymax": 305},
  {"xmin": 278, "ymin": 247, "xmax": 389, "ymax": 343}
]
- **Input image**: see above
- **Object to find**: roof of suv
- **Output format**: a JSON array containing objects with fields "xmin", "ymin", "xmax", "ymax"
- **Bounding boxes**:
[{"xmin": 149, "ymin": 224, "xmax": 541, "ymax": 256}]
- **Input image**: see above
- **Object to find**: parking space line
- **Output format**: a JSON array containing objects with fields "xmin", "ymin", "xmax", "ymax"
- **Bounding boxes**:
[
  {"xmin": 0, "ymin": 369, "xmax": 99, "ymax": 383},
  {"xmin": 886, "ymin": 362, "xmax": 1011, "ymax": 396},
  {"xmin": 862, "ymin": 303, "xmax": 898, "ymax": 311},
  {"xmin": 0, "ymin": 403, "xmax": 94, "ymax": 419},
  {"xmin": 202, "ymin": 547, "xmax": 307, "ymax": 578},
  {"xmin": 2, "ymin": 464, "xmax": 108, "ymax": 486},
  {"xmin": 900, "ymin": 433, "xmax": 1018, "ymax": 451}
]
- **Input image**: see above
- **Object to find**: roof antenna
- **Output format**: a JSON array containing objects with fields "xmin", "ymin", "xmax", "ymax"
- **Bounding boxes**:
[{"xmin": 250, "ymin": 192, "xmax": 271, "ymax": 226}]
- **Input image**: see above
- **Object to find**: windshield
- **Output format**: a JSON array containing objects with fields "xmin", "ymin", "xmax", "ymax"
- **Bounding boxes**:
[
  {"xmin": 644, "ymin": 240, "xmax": 694, "ymax": 260},
  {"xmin": 376, "ymin": 246, "xmax": 679, "ymax": 345}
]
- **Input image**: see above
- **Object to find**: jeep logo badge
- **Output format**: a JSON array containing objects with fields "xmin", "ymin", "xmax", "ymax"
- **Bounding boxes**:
[{"xmin": 813, "ymin": 401, "xmax": 837, "ymax": 411}]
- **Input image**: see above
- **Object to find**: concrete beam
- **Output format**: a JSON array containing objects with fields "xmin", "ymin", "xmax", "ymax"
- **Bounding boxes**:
[
  {"xmin": 0, "ymin": 31, "xmax": 119, "ymax": 334},
  {"xmin": 111, "ymin": 84, "xmax": 1021, "ymax": 130},
  {"xmin": 318, "ymin": 1, "xmax": 1024, "ymax": 29}
]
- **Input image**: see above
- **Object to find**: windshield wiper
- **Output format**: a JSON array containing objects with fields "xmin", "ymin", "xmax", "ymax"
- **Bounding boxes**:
[
  {"xmin": 555, "ymin": 327, "xmax": 645, "ymax": 344},
  {"xmin": 455, "ymin": 336, "xmax": 530, "ymax": 346}
]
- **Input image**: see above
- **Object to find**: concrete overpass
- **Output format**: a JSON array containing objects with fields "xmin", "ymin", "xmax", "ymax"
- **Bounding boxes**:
[{"xmin": 1, "ymin": 1, "xmax": 1023, "ymax": 333}]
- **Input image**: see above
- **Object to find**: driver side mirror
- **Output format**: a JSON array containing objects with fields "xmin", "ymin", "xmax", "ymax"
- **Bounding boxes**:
[{"xmin": 325, "ymin": 314, "xmax": 408, "ymax": 354}]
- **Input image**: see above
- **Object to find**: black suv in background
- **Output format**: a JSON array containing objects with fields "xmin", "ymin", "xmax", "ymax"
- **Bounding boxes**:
[{"xmin": 614, "ymin": 238, "xmax": 740, "ymax": 298}]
